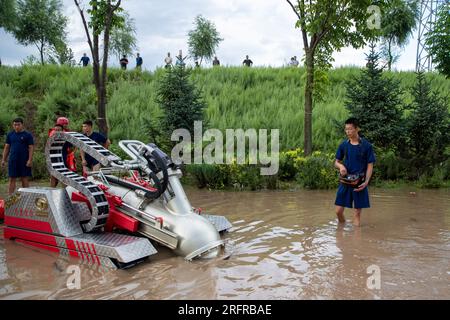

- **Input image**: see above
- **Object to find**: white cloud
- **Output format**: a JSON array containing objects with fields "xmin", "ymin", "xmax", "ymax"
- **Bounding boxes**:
[{"xmin": 0, "ymin": 0, "xmax": 418, "ymax": 71}]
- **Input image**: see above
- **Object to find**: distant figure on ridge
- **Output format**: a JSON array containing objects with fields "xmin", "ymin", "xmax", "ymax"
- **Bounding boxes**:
[
  {"xmin": 164, "ymin": 52, "xmax": 173, "ymax": 69},
  {"xmin": 136, "ymin": 53, "xmax": 143, "ymax": 69},
  {"xmin": 120, "ymin": 55, "xmax": 129, "ymax": 70},
  {"xmin": 242, "ymin": 55, "xmax": 253, "ymax": 67},
  {"xmin": 79, "ymin": 53, "xmax": 90, "ymax": 67}
]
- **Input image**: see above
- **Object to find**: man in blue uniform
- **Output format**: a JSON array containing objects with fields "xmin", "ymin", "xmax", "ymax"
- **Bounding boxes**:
[
  {"xmin": 80, "ymin": 120, "xmax": 110, "ymax": 173},
  {"xmin": 334, "ymin": 118, "xmax": 376, "ymax": 226},
  {"xmin": 136, "ymin": 53, "xmax": 143, "ymax": 69},
  {"xmin": 79, "ymin": 53, "xmax": 90, "ymax": 67},
  {"xmin": 1, "ymin": 118, "xmax": 34, "ymax": 194}
]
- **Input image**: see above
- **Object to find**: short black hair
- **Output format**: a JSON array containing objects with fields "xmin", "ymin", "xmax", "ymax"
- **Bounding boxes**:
[
  {"xmin": 83, "ymin": 120, "xmax": 93, "ymax": 126},
  {"xmin": 345, "ymin": 117, "xmax": 359, "ymax": 128},
  {"xmin": 13, "ymin": 118, "xmax": 23, "ymax": 123}
]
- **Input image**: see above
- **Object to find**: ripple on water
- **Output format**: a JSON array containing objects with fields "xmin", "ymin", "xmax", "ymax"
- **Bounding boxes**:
[{"xmin": 0, "ymin": 187, "xmax": 449, "ymax": 299}]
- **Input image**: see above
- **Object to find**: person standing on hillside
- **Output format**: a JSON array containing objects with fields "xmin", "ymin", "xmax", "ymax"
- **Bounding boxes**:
[
  {"xmin": 242, "ymin": 55, "xmax": 253, "ymax": 67},
  {"xmin": 79, "ymin": 53, "xmax": 90, "ymax": 67},
  {"xmin": 289, "ymin": 56, "xmax": 299, "ymax": 67},
  {"xmin": 136, "ymin": 53, "xmax": 143, "ymax": 69},
  {"xmin": 334, "ymin": 118, "xmax": 376, "ymax": 227},
  {"xmin": 175, "ymin": 50, "xmax": 188, "ymax": 67},
  {"xmin": 1, "ymin": 118, "xmax": 34, "ymax": 194},
  {"xmin": 164, "ymin": 52, "xmax": 173, "ymax": 69},
  {"xmin": 120, "ymin": 55, "xmax": 129, "ymax": 70}
]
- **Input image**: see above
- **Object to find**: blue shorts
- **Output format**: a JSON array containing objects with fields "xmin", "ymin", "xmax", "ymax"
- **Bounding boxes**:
[
  {"xmin": 8, "ymin": 159, "xmax": 32, "ymax": 178},
  {"xmin": 335, "ymin": 183, "xmax": 370, "ymax": 209}
]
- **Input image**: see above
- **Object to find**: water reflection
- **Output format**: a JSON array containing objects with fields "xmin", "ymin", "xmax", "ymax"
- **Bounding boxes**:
[{"xmin": 0, "ymin": 187, "xmax": 449, "ymax": 299}]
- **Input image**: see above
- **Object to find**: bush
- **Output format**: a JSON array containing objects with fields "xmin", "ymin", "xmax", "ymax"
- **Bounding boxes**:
[
  {"xmin": 403, "ymin": 71, "xmax": 450, "ymax": 178},
  {"xmin": 156, "ymin": 66, "xmax": 206, "ymax": 137},
  {"xmin": 227, "ymin": 161, "xmax": 263, "ymax": 191},
  {"xmin": 31, "ymin": 152, "xmax": 50, "ymax": 180},
  {"xmin": 279, "ymin": 148, "xmax": 303, "ymax": 180},
  {"xmin": 373, "ymin": 149, "xmax": 408, "ymax": 181},
  {"xmin": 186, "ymin": 160, "xmax": 278, "ymax": 191},
  {"xmin": 345, "ymin": 44, "xmax": 405, "ymax": 150},
  {"xmin": 417, "ymin": 167, "xmax": 446, "ymax": 188},
  {"xmin": 294, "ymin": 151, "xmax": 337, "ymax": 189},
  {"xmin": 186, "ymin": 164, "xmax": 228, "ymax": 189}
]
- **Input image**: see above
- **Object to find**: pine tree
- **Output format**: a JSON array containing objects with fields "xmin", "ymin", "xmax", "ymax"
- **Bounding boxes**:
[
  {"xmin": 345, "ymin": 43, "xmax": 404, "ymax": 149},
  {"xmin": 156, "ymin": 66, "xmax": 206, "ymax": 138},
  {"xmin": 405, "ymin": 71, "xmax": 450, "ymax": 176}
]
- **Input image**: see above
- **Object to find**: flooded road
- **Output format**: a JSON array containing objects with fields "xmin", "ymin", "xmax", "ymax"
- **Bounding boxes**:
[{"xmin": 1, "ymin": 186, "xmax": 449, "ymax": 299}]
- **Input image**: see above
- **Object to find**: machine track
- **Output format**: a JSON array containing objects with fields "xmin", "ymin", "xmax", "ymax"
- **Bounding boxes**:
[{"xmin": 45, "ymin": 131, "xmax": 121, "ymax": 232}]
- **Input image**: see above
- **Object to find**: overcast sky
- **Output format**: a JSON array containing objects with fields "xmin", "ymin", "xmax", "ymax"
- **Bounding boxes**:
[{"xmin": 0, "ymin": 0, "xmax": 419, "ymax": 71}]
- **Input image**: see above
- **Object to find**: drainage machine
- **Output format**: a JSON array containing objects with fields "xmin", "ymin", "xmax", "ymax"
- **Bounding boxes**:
[{"xmin": 1, "ymin": 132, "xmax": 232, "ymax": 269}]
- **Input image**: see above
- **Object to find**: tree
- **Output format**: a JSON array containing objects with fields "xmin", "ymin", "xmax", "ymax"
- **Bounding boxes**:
[
  {"xmin": 404, "ymin": 71, "xmax": 450, "ymax": 177},
  {"xmin": 0, "ymin": 0, "xmax": 17, "ymax": 31},
  {"xmin": 14, "ymin": 0, "xmax": 67, "ymax": 65},
  {"xmin": 109, "ymin": 11, "xmax": 137, "ymax": 60},
  {"xmin": 74, "ymin": 0, "xmax": 124, "ymax": 135},
  {"xmin": 0, "ymin": 0, "xmax": 16, "ymax": 65},
  {"xmin": 345, "ymin": 43, "xmax": 404, "ymax": 149},
  {"xmin": 380, "ymin": 0, "xmax": 418, "ymax": 71},
  {"xmin": 425, "ymin": 2, "xmax": 450, "ymax": 78},
  {"xmin": 48, "ymin": 40, "xmax": 75, "ymax": 65},
  {"xmin": 286, "ymin": 0, "xmax": 377, "ymax": 155},
  {"xmin": 187, "ymin": 15, "xmax": 223, "ymax": 66},
  {"xmin": 156, "ymin": 66, "xmax": 206, "ymax": 136}
]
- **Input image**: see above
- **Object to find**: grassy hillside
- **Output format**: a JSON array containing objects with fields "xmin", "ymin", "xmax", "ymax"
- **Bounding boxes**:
[
  {"xmin": 0, "ymin": 64, "xmax": 449, "ymax": 185},
  {"xmin": 2, "ymin": 65, "xmax": 449, "ymax": 151}
]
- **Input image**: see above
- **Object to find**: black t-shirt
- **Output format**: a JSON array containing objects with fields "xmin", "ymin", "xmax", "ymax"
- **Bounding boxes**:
[
  {"xmin": 120, "ymin": 58, "xmax": 128, "ymax": 67},
  {"xmin": 84, "ymin": 132, "xmax": 107, "ymax": 167},
  {"xmin": 243, "ymin": 59, "xmax": 253, "ymax": 66},
  {"xmin": 80, "ymin": 56, "xmax": 90, "ymax": 66}
]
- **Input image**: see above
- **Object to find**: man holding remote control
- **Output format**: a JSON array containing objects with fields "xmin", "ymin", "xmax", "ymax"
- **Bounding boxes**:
[{"xmin": 334, "ymin": 118, "xmax": 376, "ymax": 226}]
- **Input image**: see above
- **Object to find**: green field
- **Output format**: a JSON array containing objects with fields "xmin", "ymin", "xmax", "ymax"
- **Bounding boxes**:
[
  {"xmin": 2, "ymin": 65, "xmax": 449, "ymax": 149},
  {"xmin": 1, "ymin": 65, "xmax": 449, "ymax": 187}
]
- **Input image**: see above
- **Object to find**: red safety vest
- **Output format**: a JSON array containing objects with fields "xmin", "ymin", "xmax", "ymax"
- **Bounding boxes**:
[{"xmin": 48, "ymin": 128, "xmax": 77, "ymax": 172}]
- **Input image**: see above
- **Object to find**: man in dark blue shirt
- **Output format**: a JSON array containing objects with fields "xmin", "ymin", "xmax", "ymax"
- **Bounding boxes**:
[
  {"xmin": 120, "ymin": 55, "xmax": 129, "ymax": 70},
  {"xmin": 80, "ymin": 120, "xmax": 110, "ymax": 174},
  {"xmin": 1, "ymin": 118, "xmax": 34, "ymax": 194},
  {"xmin": 79, "ymin": 53, "xmax": 90, "ymax": 67},
  {"xmin": 242, "ymin": 55, "xmax": 253, "ymax": 67},
  {"xmin": 334, "ymin": 118, "xmax": 376, "ymax": 227},
  {"xmin": 136, "ymin": 53, "xmax": 143, "ymax": 69}
]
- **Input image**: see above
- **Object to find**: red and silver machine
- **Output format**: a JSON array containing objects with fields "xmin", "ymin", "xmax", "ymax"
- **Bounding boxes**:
[{"xmin": 1, "ymin": 132, "xmax": 231, "ymax": 269}]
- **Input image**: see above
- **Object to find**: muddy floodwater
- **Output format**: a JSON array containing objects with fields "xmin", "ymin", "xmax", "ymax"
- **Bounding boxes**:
[{"xmin": 0, "ymin": 185, "xmax": 449, "ymax": 300}]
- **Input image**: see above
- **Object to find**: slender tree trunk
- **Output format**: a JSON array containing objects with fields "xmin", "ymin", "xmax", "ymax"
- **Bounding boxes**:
[
  {"xmin": 304, "ymin": 51, "xmax": 314, "ymax": 156},
  {"xmin": 40, "ymin": 41, "xmax": 45, "ymax": 65},
  {"xmin": 98, "ymin": 85, "xmax": 107, "ymax": 135},
  {"xmin": 93, "ymin": 32, "xmax": 104, "ymax": 134},
  {"xmin": 387, "ymin": 38, "xmax": 392, "ymax": 71},
  {"xmin": 89, "ymin": 1, "xmax": 106, "ymax": 135},
  {"xmin": 74, "ymin": 0, "xmax": 120, "ymax": 137},
  {"xmin": 97, "ymin": 5, "xmax": 114, "ymax": 136}
]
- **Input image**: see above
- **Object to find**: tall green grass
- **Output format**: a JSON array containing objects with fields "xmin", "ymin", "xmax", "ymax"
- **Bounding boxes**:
[{"xmin": 0, "ymin": 64, "xmax": 449, "ymax": 155}]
